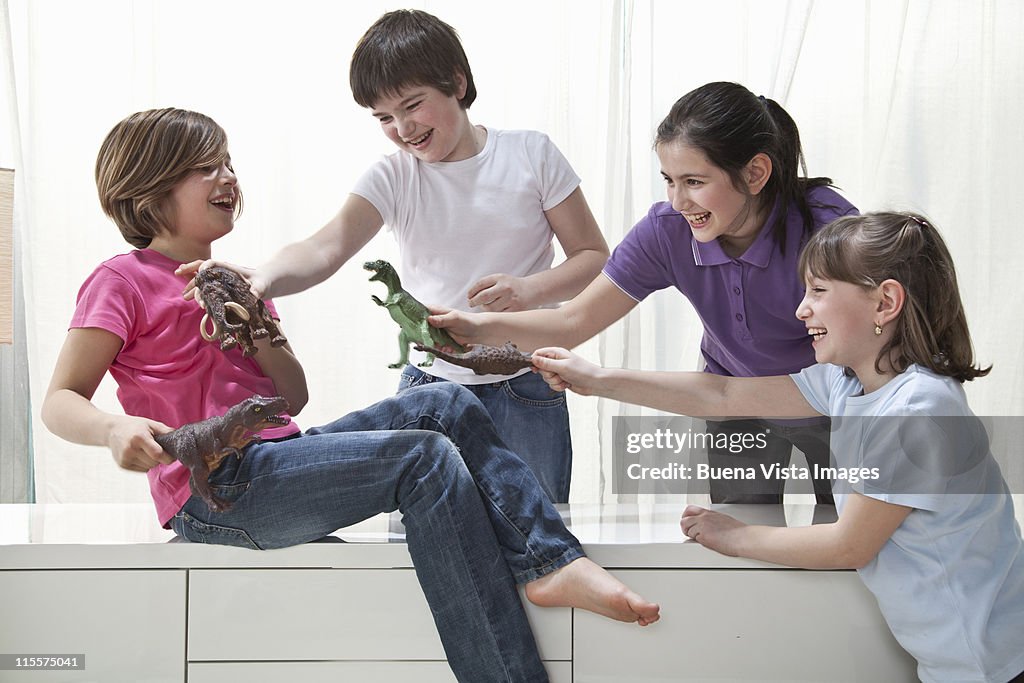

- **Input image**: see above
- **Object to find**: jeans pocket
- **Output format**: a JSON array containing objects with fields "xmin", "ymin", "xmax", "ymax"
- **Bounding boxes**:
[
  {"xmin": 172, "ymin": 508, "xmax": 261, "ymax": 549},
  {"xmin": 502, "ymin": 372, "xmax": 566, "ymax": 407}
]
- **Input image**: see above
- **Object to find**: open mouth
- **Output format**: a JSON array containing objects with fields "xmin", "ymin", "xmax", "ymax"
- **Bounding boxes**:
[
  {"xmin": 406, "ymin": 130, "xmax": 432, "ymax": 148},
  {"xmin": 807, "ymin": 327, "xmax": 827, "ymax": 342},
  {"xmin": 685, "ymin": 211, "xmax": 711, "ymax": 227},
  {"xmin": 210, "ymin": 196, "xmax": 234, "ymax": 212}
]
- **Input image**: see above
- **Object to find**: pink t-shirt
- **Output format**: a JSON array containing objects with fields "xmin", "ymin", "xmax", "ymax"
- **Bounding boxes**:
[{"xmin": 70, "ymin": 249, "xmax": 300, "ymax": 526}]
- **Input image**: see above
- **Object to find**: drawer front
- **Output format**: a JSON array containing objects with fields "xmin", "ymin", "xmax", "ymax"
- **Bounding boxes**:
[
  {"xmin": 573, "ymin": 569, "xmax": 917, "ymax": 682},
  {"xmin": 0, "ymin": 570, "xmax": 185, "ymax": 683},
  {"xmin": 189, "ymin": 661, "xmax": 572, "ymax": 683},
  {"xmin": 188, "ymin": 568, "xmax": 570, "ymax": 661}
]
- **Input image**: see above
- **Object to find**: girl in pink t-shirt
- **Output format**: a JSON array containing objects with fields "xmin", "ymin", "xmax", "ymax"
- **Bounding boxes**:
[{"xmin": 41, "ymin": 107, "xmax": 659, "ymax": 683}]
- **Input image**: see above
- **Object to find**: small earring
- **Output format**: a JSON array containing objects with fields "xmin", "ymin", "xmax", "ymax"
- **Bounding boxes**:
[{"xmin": 874, "ymin": 324, "xmax": 883, "ymax": 336}]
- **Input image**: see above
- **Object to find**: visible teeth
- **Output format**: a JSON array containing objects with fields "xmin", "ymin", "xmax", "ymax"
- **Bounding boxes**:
[
  {"xmin": 808, "ymin": 327, "xmax": 827, "ymax": 339},
  {"xmin": 211, "ymin": 197, "xmax": 233, "ymax": 206},
  {"xmin": 407, "ymin": 131, "xmax": 430, "ymax": 145},
  {"xmin": 685, "ymin": 212, "xmax": 711, "ymax": 225}
]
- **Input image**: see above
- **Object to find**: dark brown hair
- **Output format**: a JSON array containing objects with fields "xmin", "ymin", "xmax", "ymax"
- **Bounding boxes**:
[
  {"xmin": 95, "ymin": 108, "xmax": 241, "ymax": 248},
  {"xmin": 799, "ymin": 211, "xmax": 990, "ymax": 383},
  {"xmin": 349, "ymin": 9, "xmax": 477, "ymax": 110},
  {"xmin": 655, "ymin": 82, "xmax": 834, "ymax": 254}
]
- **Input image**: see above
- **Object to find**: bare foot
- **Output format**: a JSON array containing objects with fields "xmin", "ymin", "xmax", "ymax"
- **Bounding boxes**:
[{"xmin": 525, "ymin": 557, "xmax": 660, "ymax": 626}]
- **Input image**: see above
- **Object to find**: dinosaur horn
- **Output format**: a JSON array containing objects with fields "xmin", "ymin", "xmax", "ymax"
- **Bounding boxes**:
[
  {"xmin": 200, "ymin": 313, "xmax": 221, "ymax": 342},
  {"xmin": 224, "ymin": 301, "xmax": 251, "ymax": 322}
]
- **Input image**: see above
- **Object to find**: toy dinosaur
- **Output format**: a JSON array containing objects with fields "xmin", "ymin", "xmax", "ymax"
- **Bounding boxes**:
[
  {"xmin": 413, "ymin": 341, "xmax": 535, "ymax": 376},
  {"xmin": 364, "ymin": 259, "xmax": 466, "ymax": 368},
  {"xmin": 195, "ymin": 266, "xmax": 287, "ymax": 357},
  {"xmin": 154, "ymin": 395, "xmax": 290, "ymax": 513}
]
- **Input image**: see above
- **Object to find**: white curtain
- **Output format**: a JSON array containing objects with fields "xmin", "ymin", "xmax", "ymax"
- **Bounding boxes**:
[{"xmin": 5, "ymin": 0, "xmax": 1022, "ymax": 506}]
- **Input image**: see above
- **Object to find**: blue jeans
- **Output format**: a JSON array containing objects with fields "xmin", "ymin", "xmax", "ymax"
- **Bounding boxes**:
[
  {"xmin": 170, "ymin": 382, "xmax": 583, "ymax": 683},
  {"xmin": 398, "ymin": 365, "xmax": 572, "ymax": 503}
]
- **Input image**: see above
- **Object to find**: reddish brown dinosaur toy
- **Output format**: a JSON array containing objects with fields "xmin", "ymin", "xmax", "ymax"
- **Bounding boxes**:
[
  {"xmin": 413, "ymin": 342, "xmax": 535, "ymax": 376},
  {"xmin": 154, "ymin": 395, "xmax": 290, "ymax": 512},
  {"xmin": 195, "ymin": 266, "xmax": 287, "ymax": 357}
]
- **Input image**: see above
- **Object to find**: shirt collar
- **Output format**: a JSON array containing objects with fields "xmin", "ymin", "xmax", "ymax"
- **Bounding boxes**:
[{"xmin": 692, "ymin": 196, "xmax": 782, "ymax": 269}]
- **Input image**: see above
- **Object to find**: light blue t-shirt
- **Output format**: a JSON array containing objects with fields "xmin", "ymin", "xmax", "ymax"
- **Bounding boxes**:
[{"xmin": 792, "ymin": 364, "xmax": 1024, "ymax": 683}]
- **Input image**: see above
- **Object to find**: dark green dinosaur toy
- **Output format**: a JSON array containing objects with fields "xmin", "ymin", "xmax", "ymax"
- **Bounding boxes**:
[
  {"xmin": 154, "ymin": 395, "xmax": 290, "ymax": 512},
  {"xmin": 364, "ymin": 259, "xmax": 466, "ymax": 368}
]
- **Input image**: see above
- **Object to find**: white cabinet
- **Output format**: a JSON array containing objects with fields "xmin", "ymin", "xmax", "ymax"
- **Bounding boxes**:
[
  {"xmin": 573, "ymin": 569, "xmax": 918, "ymax": 682},
  {"xmin": 0, "ymin": 570, "xmax": 186, "ymax": 683},
  {"xmin": 187, "ymin": 568, "xmax": 571, "ymax": 681}
]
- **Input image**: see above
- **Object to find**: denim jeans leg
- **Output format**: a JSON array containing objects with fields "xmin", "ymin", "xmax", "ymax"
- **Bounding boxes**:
[
  {"xmin": 328, "ymin": 381, "xmax": 583, "ymax": 581},
  {"xmin": 398, "ymin": 365, "xmax": 573, "ymax": 503},
  {"xmin": 172, "ymin": 385, "xmax": 569, "ymax": 682}
]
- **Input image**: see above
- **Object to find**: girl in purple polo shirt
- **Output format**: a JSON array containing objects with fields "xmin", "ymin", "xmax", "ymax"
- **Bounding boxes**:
[{"xmin": 431, "ymin": 81, "xmax": 857, "ymax": 503}]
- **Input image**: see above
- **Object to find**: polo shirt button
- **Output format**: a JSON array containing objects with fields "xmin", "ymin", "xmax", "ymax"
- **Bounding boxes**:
[
  {"xmin": 733, "ymin": 286, "xmax": 741, "ymax": 295},
  {"xmin": 735, "ymin": 313, "xmax": 744, "ymax": 321}
]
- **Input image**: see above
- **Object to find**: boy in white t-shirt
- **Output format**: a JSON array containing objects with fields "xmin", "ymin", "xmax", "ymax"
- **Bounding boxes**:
[{"xmin": 180, "ymin": 10, "xmax": 608, "ymax": 503}]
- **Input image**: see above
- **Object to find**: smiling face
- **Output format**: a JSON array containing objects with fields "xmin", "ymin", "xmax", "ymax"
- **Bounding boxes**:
[
  {"xmin": 656, "ymin": 140, "xmax": 770, "ymax": 255},
  {"xmin": 163, "ymin": 159, "xmax": 239, "ymax": 250},
  {"xmin": 796, "ymin": 275, "xmax": 888, "ymax": 379},
  {"xmin": 370, "ymin": 79, "xmax": 480, "ymax": 163}
]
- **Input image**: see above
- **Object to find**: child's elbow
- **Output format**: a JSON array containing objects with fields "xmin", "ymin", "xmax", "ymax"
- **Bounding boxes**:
[
  {"xmin": 834, "ymin": 542, "xmax": 879, "ymax": 570},
  {"xmin": 285, "ymin": 385, "xmax": 309, "ymax": 416}
]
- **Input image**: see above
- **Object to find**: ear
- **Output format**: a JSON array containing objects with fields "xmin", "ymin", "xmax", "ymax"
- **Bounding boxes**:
[
  {"xmin": 743, "ymin": 153, "xmax": 772, "ymax": 195},
  {"xmin": 453, "ymin": 71, "xmax": 468, "ymax": 100},
  {"xmin": 875, "ymin": 279, "xmax": 906, "ymax": 326}
]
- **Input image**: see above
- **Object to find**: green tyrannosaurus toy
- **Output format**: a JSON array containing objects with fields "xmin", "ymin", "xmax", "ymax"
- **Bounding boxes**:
[{"xmin": 364, "ymin": 259, "xmax": 466, "ymax": 368}]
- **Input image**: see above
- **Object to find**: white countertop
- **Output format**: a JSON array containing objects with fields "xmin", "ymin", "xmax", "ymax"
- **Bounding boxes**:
[{"xmin": 0, "ymin": 502, "xmax": 849, "ymax": 570}]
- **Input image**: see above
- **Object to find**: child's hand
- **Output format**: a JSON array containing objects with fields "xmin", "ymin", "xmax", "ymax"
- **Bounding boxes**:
[
  {"xmin": 531, "ymin": 347, "xmax": 603, "ymax": 395},
  {"xmin": 427, "ymin": 306, "xmax": 479, "ymax": 345},
  {"xmin": 175, "ymin": 260, "xmax": 265, "ymax": 303},
  {"xmin": 107, "ymin": 416, "xmax": 175, "ymax": 472},
  {"xmin": 680, "ymin": 505, "xmax": 746, "ymax": 556},
  {"xmin": 467, "ymin": 273, "xmax": 535, "ymax": 312}
]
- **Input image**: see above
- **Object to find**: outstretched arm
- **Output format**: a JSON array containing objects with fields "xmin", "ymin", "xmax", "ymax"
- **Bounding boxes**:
[
  {"xmin": 531, "ymin": 347, "xmax": 820, "ymax": 419},
  {"xmin": 431, "ymin": 272, "xmax": 638, "ymax": 351},
  {"xmin": 41, "ymin": 328, "xmax": 174, "ymax": 472},
  {"xmin": 177, "ymin": 193, "xmax": 384, "ymax": 300},
  {"xmin": 680, "ymin": 493, "xmax": 911, "ymax": 569},
  {"xmin": 467, "ymin": 187, "xmax": 609, "ymax": 311}
]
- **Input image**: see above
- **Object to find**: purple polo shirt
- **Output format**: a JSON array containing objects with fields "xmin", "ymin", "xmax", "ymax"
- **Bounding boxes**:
[{"xmin": 603, "ymin": 185, "xmax": 857, "ymax": 377}]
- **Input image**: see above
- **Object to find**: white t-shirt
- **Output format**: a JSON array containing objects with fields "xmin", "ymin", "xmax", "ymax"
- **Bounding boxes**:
[
  {"xmin": 792, "ymin": 363, "xmax": 1024, "ymax": 683},
  {"xmin": 352, "ymin": 128, "xmax": 580, "ymax": 384}
]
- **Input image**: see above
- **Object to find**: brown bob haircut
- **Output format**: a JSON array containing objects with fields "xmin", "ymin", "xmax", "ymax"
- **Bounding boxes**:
[{"xmin": 95, "ymin": 108, "xmax": 241, "ymax": 249}]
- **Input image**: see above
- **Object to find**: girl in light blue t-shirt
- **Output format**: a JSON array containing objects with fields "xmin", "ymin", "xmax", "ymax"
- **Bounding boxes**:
[{"xmin": 531, "ymin": 211, "xmax": 1024, "ymax": 683}]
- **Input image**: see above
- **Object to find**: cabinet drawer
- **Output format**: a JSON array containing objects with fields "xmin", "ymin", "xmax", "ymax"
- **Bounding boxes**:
[
  {"xmin": 189, "ymin": 661, "xmax": 572, "ymax": 683},
  {"xmin": 0, "ymin": 570, "xmax": 185, "ymax": 683},
  {"xmin": 188, "ymin": 568, "xmax": 570, "ymax": 661},
  {"xmin": 573, "ymin": 569, "xmax": 917, "ymax": 682}
]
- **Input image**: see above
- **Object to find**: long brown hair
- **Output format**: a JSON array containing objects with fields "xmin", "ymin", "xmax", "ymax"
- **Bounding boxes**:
[
  {"xmin": 655, "ymin": 82, "xmax": 835, "ymax": 254},
  {"xmin": 798, "ymin": 212, "xmax": 990, "ymax": 382}
]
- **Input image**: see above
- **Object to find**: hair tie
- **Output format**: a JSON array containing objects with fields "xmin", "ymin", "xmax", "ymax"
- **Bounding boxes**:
[
  {"xmin": 908, "ymin": 214, "xmax": 929, "ymax": 229},
  {"xmin": 758, "ymin": 95, "xmax": 767, "ymax": 103}
]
